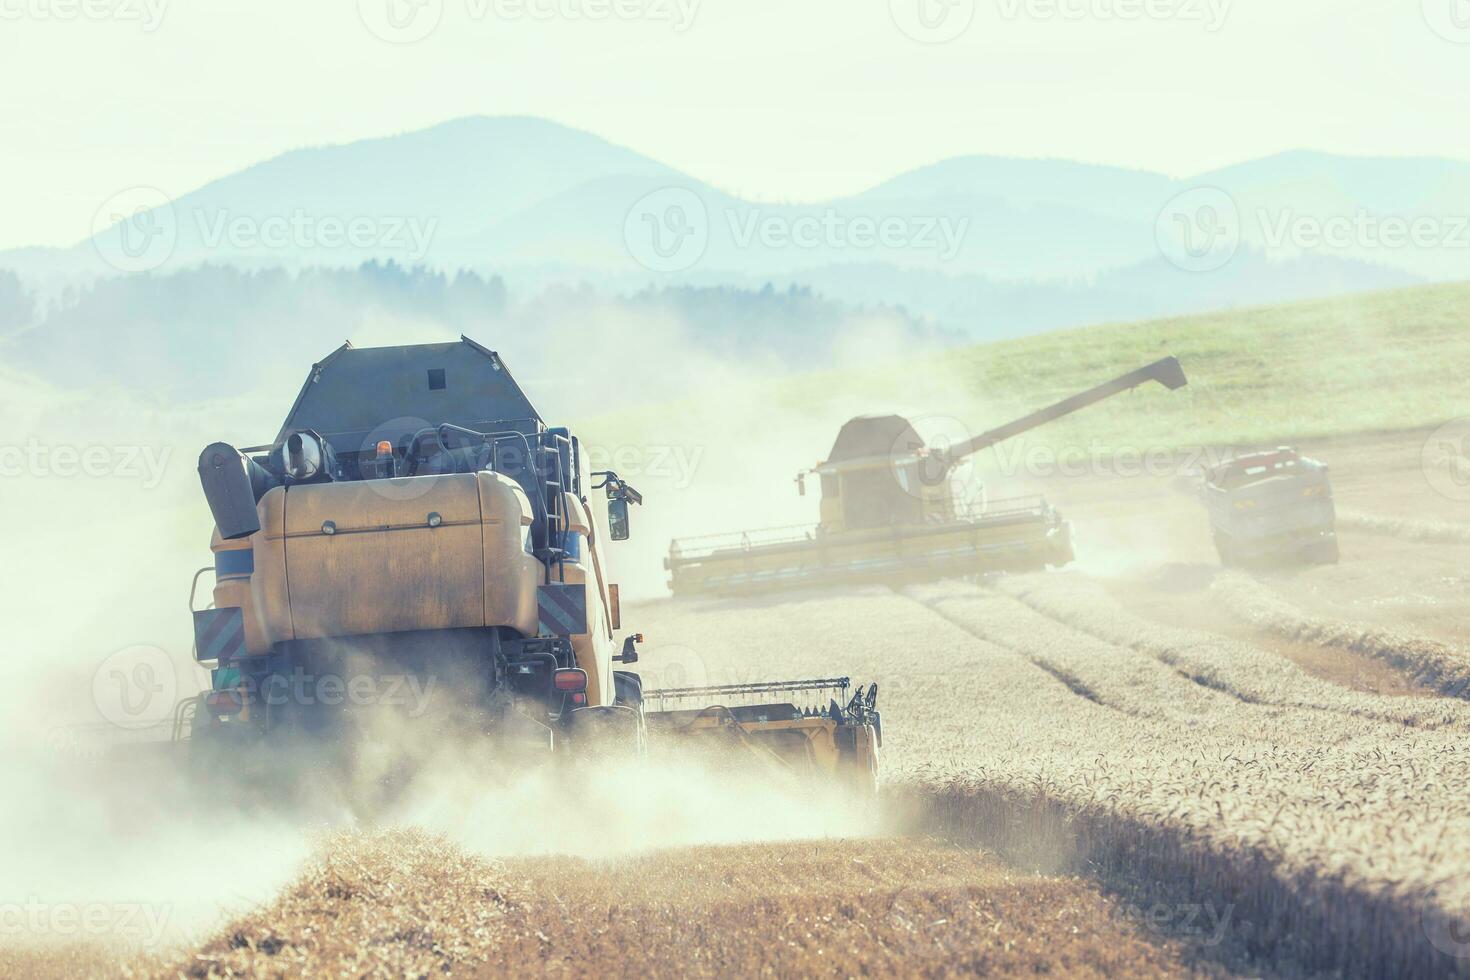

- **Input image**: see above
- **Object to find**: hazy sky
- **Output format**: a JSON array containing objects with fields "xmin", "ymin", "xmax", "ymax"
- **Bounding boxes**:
[{"xmin": 1, "ymin": 0, "xmax": 1466, "ymax": 249}]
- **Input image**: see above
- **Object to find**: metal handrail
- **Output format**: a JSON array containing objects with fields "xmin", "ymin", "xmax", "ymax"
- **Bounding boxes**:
[{"xmin": 188, "ymin": 566, "xmax": 216, "ymax": 613}]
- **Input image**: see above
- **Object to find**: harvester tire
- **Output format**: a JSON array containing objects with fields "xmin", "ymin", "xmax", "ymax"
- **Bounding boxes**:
[{"xmin": 1312, "ymin": 535, "xmax": 1341, "ymax": 565}]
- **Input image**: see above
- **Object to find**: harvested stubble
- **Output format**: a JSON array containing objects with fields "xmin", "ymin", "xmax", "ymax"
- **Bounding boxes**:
[
  {"xmin": 1211, "ymin": 572, "xmax": 1470, "ymax": 699},
  {"xmin": 1337, "ymin": 509, "xmax": 1470, "ymax": 547},
  {"xmin": 639, "ymin": 583, "xmax": 1470, "ymax": 976},
  {"xmin": 140, "ymin": 831, "xmax": 1213, "ymax": 979}
]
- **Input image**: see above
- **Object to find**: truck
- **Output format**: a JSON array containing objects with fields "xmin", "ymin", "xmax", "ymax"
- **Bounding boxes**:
[{"xmin": 1202, "ymin": 447, "xmax": 1339, "ymax": 566}]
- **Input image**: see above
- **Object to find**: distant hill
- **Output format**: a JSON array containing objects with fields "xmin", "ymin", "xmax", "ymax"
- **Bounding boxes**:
[
  {"xmin": 588, "ymin": 279, "xmax": 1470, "ymax": 466},
  {"xmin": 1, "ymin": 264, "xmax": 952, "ymax": 410},
  {"xmin": 4, "ymin": 116, "xmax": 1466, "ymax": 341}
]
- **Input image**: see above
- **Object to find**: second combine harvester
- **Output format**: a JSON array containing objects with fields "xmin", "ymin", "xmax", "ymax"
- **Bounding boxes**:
[{"xmin": 667, "ymin": 356, "xmax": 1189, "ymax": 595}]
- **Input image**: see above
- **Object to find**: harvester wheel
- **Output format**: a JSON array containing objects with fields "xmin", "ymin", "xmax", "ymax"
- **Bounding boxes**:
[{"xmin": 1311, "ymin": 535, "xmax": 1341, "ymax": 565}]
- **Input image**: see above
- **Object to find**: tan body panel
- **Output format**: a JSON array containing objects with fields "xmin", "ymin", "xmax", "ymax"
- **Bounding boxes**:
[
  {"xmin": 209, "ymin": 532, "xmax": 271, "ymax": 656},
  {"xmin": 557, "ymin": 492, "xmax": 614, "ymax": 705},
  {"xmin": 248, "ymin": 472, "xmax": 541, "ymax": 644},
  {"xmin": 285, "ymin": 475, "xmax": 486, "ymax": 638}
]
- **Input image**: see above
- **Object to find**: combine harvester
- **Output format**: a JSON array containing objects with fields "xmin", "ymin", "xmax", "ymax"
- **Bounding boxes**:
[
  {"xmin": 1201, "ymin": 447, "xmax": 1339, "ymax": 566},
  {"xmin": 176, "ymin": 338, "xmax": 879, "ymax": 802},
  {"xmin": 666, "ymin": 357, "xmax": 1188, "ymax": 595}
]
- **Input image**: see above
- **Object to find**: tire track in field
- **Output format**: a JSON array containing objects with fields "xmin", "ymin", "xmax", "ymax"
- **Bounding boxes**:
[
  {"xmin": 995, "ymin": 572, "xmax": 1470, "ymax": 731},
  {"xmin": 1338, "ymin": 508, "xmax": 1470, "ymax": 546},
  {"xmin": 898, "ymin": 590, "xmax": 1119, "ymax": 712},
  {"xmin": 1210, "ymin": 572, "xmax": 1470, "ymax": 702},
  {"xmin": 900, "ymin": 584, "xmax": 1256, "ymax": 727}
]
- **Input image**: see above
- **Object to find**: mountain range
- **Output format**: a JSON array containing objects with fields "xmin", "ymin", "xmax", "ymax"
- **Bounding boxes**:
[{"xmin": 6, "ymin": 116, "xmax": 1468, "ymax": 339}]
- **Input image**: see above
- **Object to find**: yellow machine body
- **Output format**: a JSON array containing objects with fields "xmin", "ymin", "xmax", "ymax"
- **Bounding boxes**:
[
  {"xmin": 209, "ymin": 469, "xmax": 617, "ymax": 705},
  {"xmin": 182, "ymin": 338, "xmax": 880, "ymax": 798},
  {"xmin": 667, "ymin": 357, "xmax": 1188, "ymax": 595}
]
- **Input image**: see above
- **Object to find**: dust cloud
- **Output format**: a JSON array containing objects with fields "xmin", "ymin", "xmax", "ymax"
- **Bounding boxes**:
[
  {"xmin": 397, "ymin": 756, "xmax": 879, "ymax": 861},
  {"xmin": 0, "ymin": 304, "xmax": 924, "ymax": 955}
]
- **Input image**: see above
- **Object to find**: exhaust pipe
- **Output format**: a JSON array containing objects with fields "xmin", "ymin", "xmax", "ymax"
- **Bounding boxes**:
[{"xmin": 285, "ymin": 430, "xmax": 326, "ymax": 481}]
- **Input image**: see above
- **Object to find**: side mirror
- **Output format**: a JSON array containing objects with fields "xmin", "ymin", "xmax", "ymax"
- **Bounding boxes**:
[{"xmin": 608, "ymin": 497, "xmax": 631, "ymax": 541}]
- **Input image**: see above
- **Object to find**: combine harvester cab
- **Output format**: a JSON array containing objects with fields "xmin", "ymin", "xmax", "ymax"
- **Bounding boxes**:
[
  {"xmin": 667, "ymin": 357, "xmax": 1188, "ymax": 595},
  {"xmin": 172, "ymin": 337, "xmax": 878, "ymax": 806},
  {"xmin": 1203, "ymin": 447, "xmax": 1339, "ymax": 566}
]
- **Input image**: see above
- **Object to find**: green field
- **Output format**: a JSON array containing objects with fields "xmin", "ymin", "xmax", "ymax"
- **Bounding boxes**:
[{"xmin": 587, "ymin": 281, "xmax": 1470, "ymax": 454}]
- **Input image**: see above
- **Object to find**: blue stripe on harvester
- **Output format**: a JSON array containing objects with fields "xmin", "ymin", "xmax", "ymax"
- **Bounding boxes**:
[{"xmin": 215, "ymin": 549, "xmax": 254, "ymax": 578}]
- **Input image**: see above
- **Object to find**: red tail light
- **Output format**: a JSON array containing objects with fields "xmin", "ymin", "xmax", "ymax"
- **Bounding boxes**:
[
  {"xmin": 553, "ymin": 668, "xmax": 587, "ymax": 693},
  {"xmin": 205, "ymin": 690, "xmax": 243, "ymax": 715}
]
